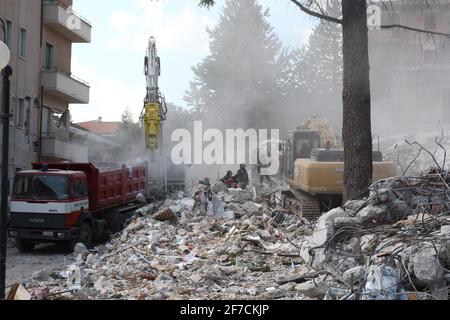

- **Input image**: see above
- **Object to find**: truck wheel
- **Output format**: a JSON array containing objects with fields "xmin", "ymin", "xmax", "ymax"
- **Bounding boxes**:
[
  {"xmin": 79, "ymin": 222, "xmax": 93, "ymax": 248},
  {"xmin": 108, "ymin": 211, "xmax": 127, "ymax": 234},
  {"xmin": 16, "ymin": 239, "xmax": 35, "ymax": 253},
  {"xmin": 118, "ymin": 214, "xmax": 127, "ymax": 231},
  {"xmin": 57, "ymin": 241, "xmax": 75, "ymax": 253}
]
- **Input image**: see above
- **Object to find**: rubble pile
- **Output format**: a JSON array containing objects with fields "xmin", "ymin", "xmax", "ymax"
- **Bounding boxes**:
[
  {"xmin": 25, "ymin": 183, "xmax": 315, "ymax": 300},
  {"xmin": 23, "ymin": 171, "xmax": 450, "ymax": 300},
  {"xmin": 299, "ymin": 169, "xmax": 450, "ymax": 300}
]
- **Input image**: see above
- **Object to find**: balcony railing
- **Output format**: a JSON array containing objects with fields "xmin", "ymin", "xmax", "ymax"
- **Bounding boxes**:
[
  {"xmin": 41, "ymin": 131, "xmax": 88, "ymax": 162},
  {"xmin": 41, "ymin": 67, "xmax": 90, "ymax": 104}
]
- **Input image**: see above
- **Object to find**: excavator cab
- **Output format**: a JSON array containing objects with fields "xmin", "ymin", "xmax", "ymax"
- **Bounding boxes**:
[
  {"xmin": 283, "ymin": 130, "xmax": 321, "ymax": 179},
  {"xmin": 292, "ymin": 130, "xmax": 321, "ymax": 159}
]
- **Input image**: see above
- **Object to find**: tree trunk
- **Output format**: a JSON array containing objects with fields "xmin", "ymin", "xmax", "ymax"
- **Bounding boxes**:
[{"xmin": 341, "ymin": 0, "xmax": 373, "ymax": 200}]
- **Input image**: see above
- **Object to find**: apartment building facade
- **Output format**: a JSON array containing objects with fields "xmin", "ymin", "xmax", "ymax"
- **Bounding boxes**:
[
  {"xmin": 0, "ymin": 0, "xmax": 91, "ymax": 185},
  {"xmin": 369, "ymin": 0, "xmax": 450, "ymax": 134}
]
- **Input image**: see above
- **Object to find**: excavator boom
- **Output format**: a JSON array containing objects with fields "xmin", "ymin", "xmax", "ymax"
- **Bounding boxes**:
[{"xmin": 142, "ymin": 37, "xmax": 167, "ymax": 151}]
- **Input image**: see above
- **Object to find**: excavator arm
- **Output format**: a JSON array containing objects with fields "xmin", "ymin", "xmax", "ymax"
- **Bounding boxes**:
[
  {"xmin": 143, "ymin": 102, "xmax": 161, "ymax": 150},
  {"xmin": 142, "ymin": 37, "xmax": 167, "ymax": 151}
]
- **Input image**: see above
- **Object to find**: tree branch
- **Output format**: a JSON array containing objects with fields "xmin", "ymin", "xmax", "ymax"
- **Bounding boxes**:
[
  {"xmin": 198, "ymin": 0, "xmax": 215, "ymax": 8},
  {"xmin": 289, "ymin": 0, "xmax": 342, "ymax": 24},
  {"xmin": 380, "ymin": 24, "xmax": 450, "ymax": 38}
]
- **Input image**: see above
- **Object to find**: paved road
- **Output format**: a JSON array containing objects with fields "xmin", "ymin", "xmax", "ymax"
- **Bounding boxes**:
[{"xmin": 5, "ymin": 241, "xmax": 73, "ymax": 290}]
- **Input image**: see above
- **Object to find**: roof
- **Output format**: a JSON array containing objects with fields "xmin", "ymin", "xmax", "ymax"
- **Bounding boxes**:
[
  {"xmin": 76, "ymin": 120, "xmax": 121, "ymax": 135},
  {"xmin": 17, "ymin": 170, "xmax": 85, "ymax": 176}
]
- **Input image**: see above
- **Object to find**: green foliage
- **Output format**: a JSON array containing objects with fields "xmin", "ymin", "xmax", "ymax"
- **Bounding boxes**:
[
  {"xmin": 292, "ymin": 3, "xmax": 342, "ymax": 96},
  {"xmin": 186, "ymin": 0, "xmax": 291, "ymax": 130},
  {"xmin": 283, "ymin": 2, "xmax": 343, "ymax": 130},
  {"xmin": 121, "ymin": 108, "xmax": 134, "ymax": 126},
  {"xmin": 198, "ymin": 0, "xmax": 215, "ymax": 8}
]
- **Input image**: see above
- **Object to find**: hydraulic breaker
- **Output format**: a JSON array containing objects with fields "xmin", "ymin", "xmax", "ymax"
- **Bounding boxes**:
[{"xmin": 144, "ymin": 102, "xmax": 161, "ymax": 150}]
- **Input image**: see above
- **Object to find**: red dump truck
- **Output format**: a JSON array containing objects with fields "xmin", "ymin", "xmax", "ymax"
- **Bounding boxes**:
[{"xmin": 8, "ymin": 163, "xmax": 148, "ymax": 252}]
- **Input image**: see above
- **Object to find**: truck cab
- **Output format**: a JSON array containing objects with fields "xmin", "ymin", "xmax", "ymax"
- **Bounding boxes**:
[
  {"xmin": 9, "ymin": 167, "xmax": 90, "ymax": 252},
  {"xmin": 8, "ymin": 162, "xmax": 148, "ymax": 252}
]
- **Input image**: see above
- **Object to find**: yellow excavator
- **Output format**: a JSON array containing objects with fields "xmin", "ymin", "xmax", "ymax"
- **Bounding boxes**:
[
  {"xmin": 280, "ymin": 116, "xmax": 397, "ymax": 218},
  {"xmin": 141, "ymin": 37, "xmax": 168, "ymax": 151}
]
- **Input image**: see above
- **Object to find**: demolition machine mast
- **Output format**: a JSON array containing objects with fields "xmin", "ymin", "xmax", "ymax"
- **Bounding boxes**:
[{"xmin": 141, "ymin": 37, "xmax": 168, "ymax": 151}]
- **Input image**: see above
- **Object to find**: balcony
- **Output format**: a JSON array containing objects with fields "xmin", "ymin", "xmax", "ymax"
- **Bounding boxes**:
[
  {"xmin": 41, "ymin": 67, "xmax": 90, "ymax": 104},
  {"xmin": 41, "ymin": 132, "xmax": 88, "ymax": 162},
  {"xmin": 43, "ymin": 0, "xmax": 92, "ymax": 43}
]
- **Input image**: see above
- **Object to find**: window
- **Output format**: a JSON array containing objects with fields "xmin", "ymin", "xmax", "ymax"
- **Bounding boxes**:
[
  {"xmin": 41, "ymin": 107, "xmax": 51, "ymax": 134},
  {"xmin": 16, "ymin": 99, "xmax": 25, "ymax": 128},
  {"xmin": 5, "ymin": 20, "xmax": 12, "ymax": 49},
  {"xmin": 45, "ymin": 43, "xmax": 54, "ymax": 70},
  {"xmin": 25, "ymin": 99, "xmax": 30, "ymax": 125},
  {"xmin": 13, "ymin": 175, "xmax": 70, "ymax": 200},
  {"xmin": 72, "ymin": 180, "xmax": 88, "ymax": 198},
  {"xmin": 425, "ymin": 11, "xmax": 438, "ymax": 30},
  {"xmin": 19, "ymin": 28, "xmax": 27, "ymax": 58}
]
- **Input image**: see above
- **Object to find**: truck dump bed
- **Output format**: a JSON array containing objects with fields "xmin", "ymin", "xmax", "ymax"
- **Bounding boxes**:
[{"xmin": 32, "ymin": 163, "xmax": 147, "ymax": 212}]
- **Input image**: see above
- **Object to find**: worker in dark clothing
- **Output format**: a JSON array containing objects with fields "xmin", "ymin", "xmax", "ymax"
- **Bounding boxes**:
[
  {"xmin": 235, "ymin": 164, "xmax": 249, "ymax": 189},
  {"xmin": 221, "ymin": 171, "xmax": 237, "ymax": 188},
  {"xmin": 220, "ymin": 171, "xmax": 233, "ymax": 184}
]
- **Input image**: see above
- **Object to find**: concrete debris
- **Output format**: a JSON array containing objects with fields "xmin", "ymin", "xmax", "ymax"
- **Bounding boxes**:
[
  {"xmin": 412, "ymin": 243, "xmax": 444, "ymax": 287},
  {"xmin": 22, "ymin": 168, "xmax": 450, "ymax": 300},
  {"xmin": 24, "ymin": 183, "xmax": 314, "ymax": 300},
  {"xmin": 302, "ymin": 169, "xmax": 450, "ymax": 300},
  {"xmin": 135, "ymin": 204, "xmax": 155, "ymax": 217},
  {"xmin": 74, "ymin": 243, "xmax": 89, "ymax": 255},
  {"xmin": 342, "ymin": 266, "xmax": 366, "ymax": 284},
  {"xmin": 32, "ymin": 269, "xmax": 50, "ymax": 282},
  {"xmin": 136, "ymin": 193, "xmax": 147, "ymax": 204},
  {"xmin": 310, "ymin": 207, "xmax": 346, "ymax": 247},
  {"xmin": 294, "ymin": 278, "xmax": 328, "ymax": 299},
  {"xmin": 212, "ymin": 181, "xmax": 228, "ymax": 194}
]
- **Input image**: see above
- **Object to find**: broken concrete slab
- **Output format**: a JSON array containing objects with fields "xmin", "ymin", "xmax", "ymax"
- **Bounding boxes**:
[
  {"xmin": 22, "ymin": 169, "xmax": 450, "ymax": 301},
  {"xmin": 32, "ymin": 269, "xmax": 50, "ymax": 282},
  {"xmin": 343, "ymin": 266, "xmax": 366, "ymax": 284},
  {"xmin": 212, "ymin": 181, "xmax": 228, "ymax": 194},
  {"xmin": 311, "ymin": 207, "xmax": 347, "ymax": 247},
  {"xmin": 74, "ymin": 243, "xmax": 89, "ymax": 255},
  {"xmin": 294, "ymin": 277, "xmax": 328, "ymax": 299},
  {"xmin": 356, "ymin": 204, "xmax": 388, "ymax": 226},
  {"xmin": 412, "ymin": 243, "xmax": 445, "ymax": 287}
]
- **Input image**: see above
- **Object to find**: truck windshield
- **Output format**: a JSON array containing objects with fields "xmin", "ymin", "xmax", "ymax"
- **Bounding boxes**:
[{"xmin": 13, "ymin": 175, "xmax": 70, "ymax": 200}]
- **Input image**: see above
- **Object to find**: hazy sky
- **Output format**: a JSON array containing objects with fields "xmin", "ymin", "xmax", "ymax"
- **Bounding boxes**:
[{"xmin": 70, "ymin": 0, "xmax": 316, "ymax": 123}]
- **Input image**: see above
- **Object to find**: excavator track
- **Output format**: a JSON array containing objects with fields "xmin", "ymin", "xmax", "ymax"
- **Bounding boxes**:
[{"xmin": 282, "ymin": 189, "xmax": 321, "ymax": 219}]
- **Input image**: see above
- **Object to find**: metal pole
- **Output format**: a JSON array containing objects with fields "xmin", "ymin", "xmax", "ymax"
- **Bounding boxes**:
[{"xmin": 0, "ymin": 65, "xmax": 12, "ymax": 300}]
